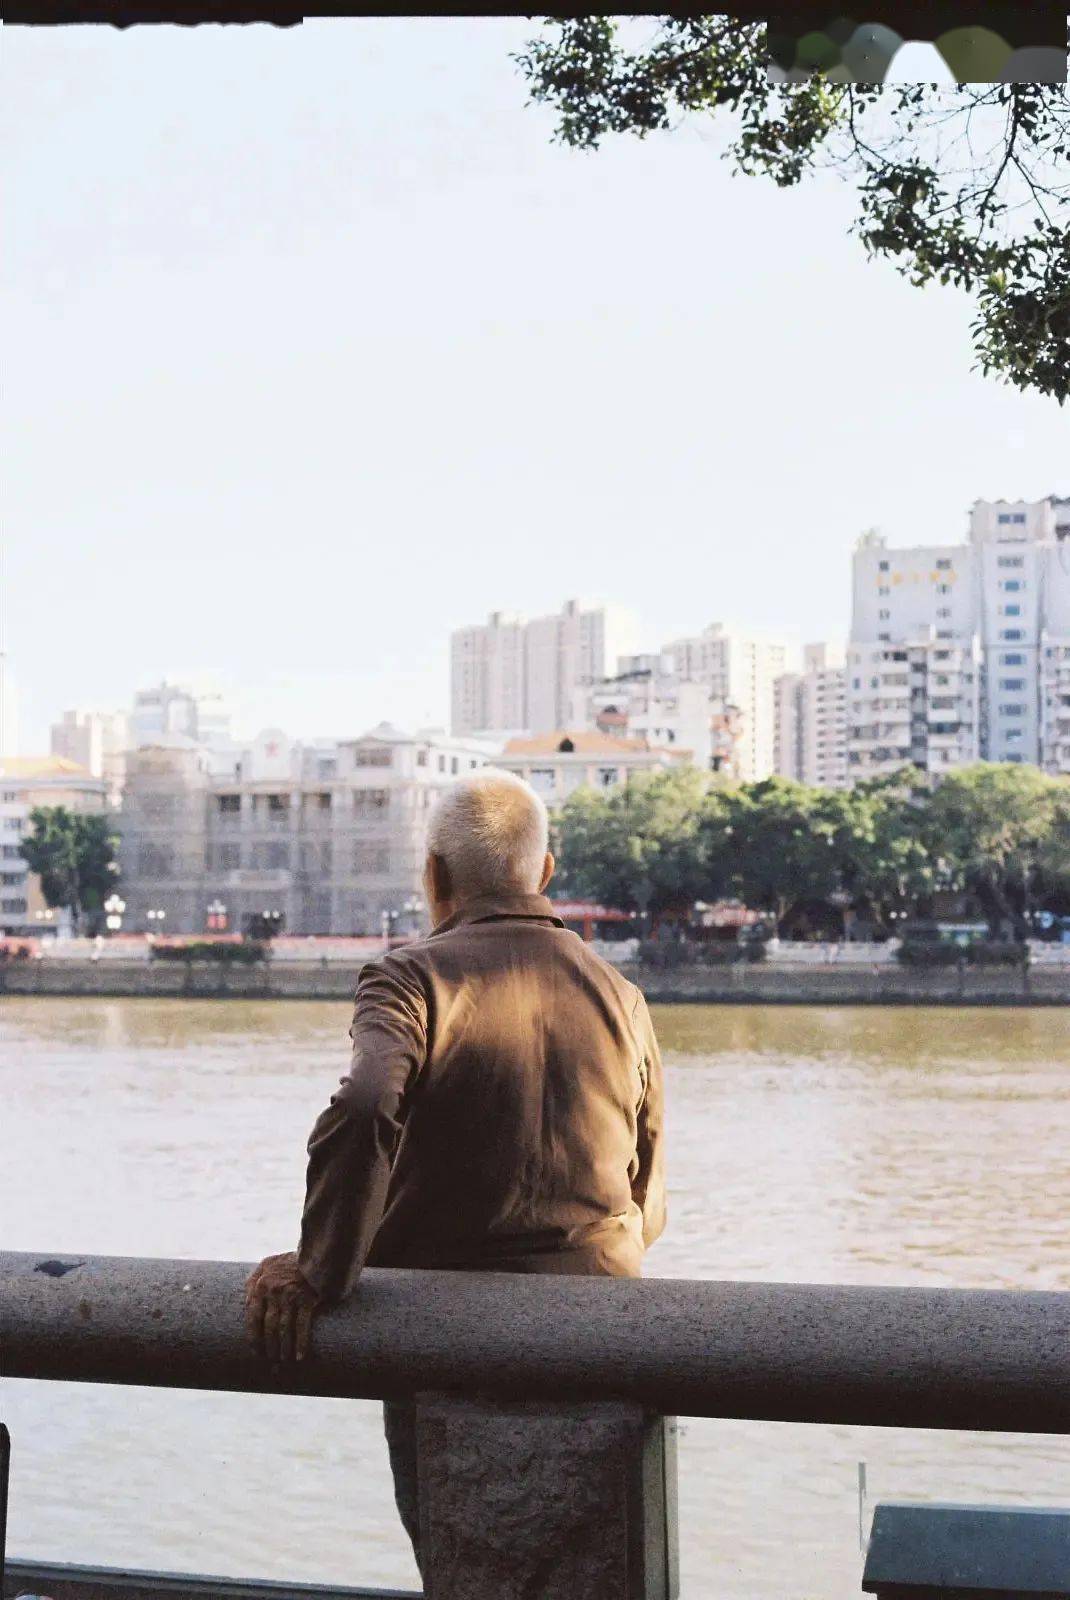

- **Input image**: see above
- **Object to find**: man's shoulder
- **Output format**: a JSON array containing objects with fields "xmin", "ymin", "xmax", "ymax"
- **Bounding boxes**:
[{"xmin": 565, "ymin": 934, "xmax": 645, "ymax": 1011}]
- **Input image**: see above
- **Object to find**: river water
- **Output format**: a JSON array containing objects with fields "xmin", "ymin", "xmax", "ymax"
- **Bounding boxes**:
[{"xmin": 2, "ymin": 997, "xmax": 1069, "ymax": 1598}]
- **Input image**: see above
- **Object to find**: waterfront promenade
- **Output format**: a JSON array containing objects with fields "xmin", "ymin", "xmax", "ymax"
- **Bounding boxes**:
[{"xmin": 4, "ymin": 936, "xmax": 1070, "ymax": 1005}]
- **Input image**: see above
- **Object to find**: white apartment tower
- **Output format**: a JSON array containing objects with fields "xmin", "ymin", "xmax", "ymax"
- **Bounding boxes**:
[
  {"xmin": 450, "ymin": 600, "xmax": 636, "ymax": 738},
  {"xmin": 774, "ymin": 643, "xmax": 848, "ymax": 788},
  {"xmin": 661, "ymin": 624, "xmax": 786, "ymax": 780},
  {"xmin": 847, "ymin": 496, "xmax": 1070, "ymax": 780},
  {"xmin": 51, "ymin": 709, "xmax": 131, "ymax": 807}
]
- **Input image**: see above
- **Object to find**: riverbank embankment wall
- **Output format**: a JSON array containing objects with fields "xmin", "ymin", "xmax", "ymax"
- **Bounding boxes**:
[{"xmin": 3, "ymin": 958, "xmax": 1068, "ymax": 1005}]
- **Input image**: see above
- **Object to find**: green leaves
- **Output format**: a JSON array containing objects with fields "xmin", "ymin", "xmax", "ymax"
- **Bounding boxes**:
[
  {"xmin": 552, "ymin": 763, "xmax": 1070, "ymax": 937},
  {"xmin": 19, "ymin": 806, "xmax": 120, "ymax": 934},
  {"xmin": 516, "ymin": 16, "xmax": 1070, "ymax": 402}
]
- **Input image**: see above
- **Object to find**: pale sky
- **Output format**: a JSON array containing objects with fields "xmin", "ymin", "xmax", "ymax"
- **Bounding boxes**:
[{"xmin": 4, "ymin": 17, "xmax": 1067, "ymax": 751}]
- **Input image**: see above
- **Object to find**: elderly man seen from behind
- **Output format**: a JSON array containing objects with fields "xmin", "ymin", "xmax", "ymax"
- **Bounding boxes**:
[{"xmin": 245, "ymin": 767, "xmax": 667, "ymax": 1578}]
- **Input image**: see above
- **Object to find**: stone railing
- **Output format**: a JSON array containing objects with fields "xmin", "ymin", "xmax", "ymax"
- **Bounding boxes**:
[{"xmin": 2, "ymin": 1254, "xmax": 1068, "ymax": 1600}]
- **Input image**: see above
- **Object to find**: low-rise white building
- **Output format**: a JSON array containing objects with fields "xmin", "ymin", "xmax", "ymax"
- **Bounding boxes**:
[
  {"xmin": 499, "ymin": 730, "xmax": 691, "ymax": 809},
  {"xmin": 0, "ymin": 755, "xmax": 109, "ymax": 936},
  {"xmin": 116, "ymin": 723, "xmax": 500, "ymax": 937}
]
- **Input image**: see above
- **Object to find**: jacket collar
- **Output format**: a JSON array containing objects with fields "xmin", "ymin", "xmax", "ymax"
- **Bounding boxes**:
[{"xmin": 431, "ymin": 891, "xmax": 566, "ymax": 937}]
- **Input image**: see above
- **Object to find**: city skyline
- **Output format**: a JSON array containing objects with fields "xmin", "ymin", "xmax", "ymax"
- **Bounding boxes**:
[{"xmin": 5, "ymin": 20, "xmax": 1069, "ymax": 753}]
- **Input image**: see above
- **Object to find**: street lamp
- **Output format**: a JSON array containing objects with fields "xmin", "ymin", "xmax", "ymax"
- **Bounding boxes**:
[
  {"xmin": 146, "ymin": 908, "xmax": 166, "ymax": 939},
  {"xmin": 104, "ymin": 893, "xmax": 126, "ymax": 934}
]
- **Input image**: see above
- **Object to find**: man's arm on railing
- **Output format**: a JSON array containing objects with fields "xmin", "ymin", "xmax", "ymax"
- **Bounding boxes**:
[
  {"xmin": 296, "ymin": 956, "xmax": 429, "ymax": 1304},
  {"xmin": 631, "ymin": 993, "xmax": 666, "ymax": 1250}
]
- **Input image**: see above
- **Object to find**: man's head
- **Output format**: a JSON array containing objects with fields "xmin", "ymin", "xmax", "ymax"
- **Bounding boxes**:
[{"xmin": 423, "ymin": 768, "xmax": 554, "ymax": 925}]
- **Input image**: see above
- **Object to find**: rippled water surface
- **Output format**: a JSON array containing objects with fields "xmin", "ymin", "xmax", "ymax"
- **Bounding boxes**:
[{"xmin": 3, "ymin": 998, "xmax": 1069, "ymax": 1597}]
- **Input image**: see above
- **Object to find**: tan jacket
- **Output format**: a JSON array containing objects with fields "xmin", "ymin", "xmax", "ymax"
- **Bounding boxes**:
[{"xmin": 296, "ymin": 892, "xmax": 666, "ymax": 1301}]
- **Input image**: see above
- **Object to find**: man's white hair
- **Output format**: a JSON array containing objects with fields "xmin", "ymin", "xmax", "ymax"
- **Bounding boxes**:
[{"xmin": 427, "ymin": 768, "xmax": 549, "ymax": 897}]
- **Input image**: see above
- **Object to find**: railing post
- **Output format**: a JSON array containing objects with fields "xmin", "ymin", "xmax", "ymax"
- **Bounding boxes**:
[{"xmin": 414, "ymin": 1394, "xmax": 679, "ymax": 1600}]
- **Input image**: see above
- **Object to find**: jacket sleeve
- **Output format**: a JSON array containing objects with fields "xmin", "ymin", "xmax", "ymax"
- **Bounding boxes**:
[
  {"xmin": 631, "ymin": 991, "xmax": 667, "ymax": 1249},
  {"xmin": 296, "ymin": 955, "xmax": 428, "ymax": 1303}
]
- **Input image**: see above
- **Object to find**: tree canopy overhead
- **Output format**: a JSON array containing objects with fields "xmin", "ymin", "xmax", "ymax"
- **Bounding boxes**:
[{"xmin": 516, "ymin": 16, "xmax": 1070, "ymax": 402}]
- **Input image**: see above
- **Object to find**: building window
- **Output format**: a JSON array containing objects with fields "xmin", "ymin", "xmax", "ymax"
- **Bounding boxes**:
[
  {"xmin": 216, "ymin": 842, "xmax": 241, "ymax": 870},
  {"xmin": 353, "ymin": 845, "xmax": 389, "ymax": 874},
  {"xmin": 354, "ymin": 748, "xmax": 392, "ymax": 768},
  {"xmin": 1001, "ymin": 604, "xmax": 1021, "ymax": 617},
  {"xmin": 878, "ymin": 632, "xmax": 890, "ymax": 642},
  {"xmin": 353, "ymin": 789, "xmax": 389, "ymax": 812},
  {"xmin": 1, "ymin": 897, "xmax": 28, "ymax": 914},
  {"xmin": 218, "ymin": 794, "xmax": 241, "ymax": 814},
  {"xmin": 998, "ymin": 556, "xmax": 1024, "ymax": 569},
  {"xmin": 1001, "ymin": 580, "xmax": 1022, "ymax": 592},
  {"xmin": 936, "ymin": 631, "xmax": 953, "ymax": 640},
  {"xmin": 1002, "ymin": 653, "xmax": 1024, "ymax": 665},
  {"xmin": 1001, "ymin": 629, "xmax": 1024, "ymax": 641},
  {"xmin": 437, "ymin": 754, "xmax": 446, "ymax": 773},
  {"xmin": 1, "ymin": 791, "xmax": 16, "ymax": 802},
  {"xmin": 936, "ymin": 583, "xmax": 952, "ymax": 595},
  {"xmin": 1, "ymin": 845, "xmax": 20, "ymax": 861},
  {"xmin": 3, "ymin": 817, "xmax": 21, "ymax": 831},
  {"xmin": 878, "ymin": 585, "xmax": 890, "ymax": 596},
  {"xmin": 878, "ymin": 560, "xmax": 889, "ymax": 571},
  {"xmin": 416, "ymin": 749, "xmax": 428, "ymax": 767},
  {"xmin": 878, "ymin": 609, "xmax": 890, "ymax": 620},
  {"xmin": 1006, "ymin": 729, "xmax": 1024, "ymax": 743},
  {"xmin": 1000, "ymin": 704, "xmax": 1025, "ymax": 717},
  {"xmin": 451, "ymin": 756, "xmax": 459, "ymax": 774},
  {"xmin": 1000, "ymin": 678, "xmax": 1025, "ymax": 691},
  {"xmin": 936, "ymin": 608, "xmax": 951, "ymax": 619},
  {"xmin": 1, "ymin": 872, "xmax": 24, "ymax": 886},
  {"xmin": 137, "ymin": 844, "xmax": 174, "ymax": 879},
  {"xmin": 316, "ymin": 759, "xmax": 336, "ymax": 781}
]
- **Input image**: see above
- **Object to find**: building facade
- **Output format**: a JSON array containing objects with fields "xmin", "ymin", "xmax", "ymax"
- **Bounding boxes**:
[
  {"xmin": 451, "ymin": 600, "xmax": 636, "ymax": 738},
  {"xmin": 498, "ymin": 730, "xmax": 691, "ymax": 809},
  {"xmin": 659, "ymin": 624, "xmax": 786, "ymax": 780},
  {"xmin": 51, "ymin": 709, "xmax": 130, "ymax": 808},
  {"xmin": 131, "ymin": 680, "xmax": 234, "ymax": 754},
  {"xmin": 774, "ymin": 643, "xmax": 848, "ymax": 789},
  {"xmin": 0, "ymin": 756, "xmax": 109, "ymax": 936},
  {"xmin": 116, "ymin": 724, "xmax": 499, "ymax": 937},
  {"xmin": 847, "ymin": 497, "xmax": 1070, "ymax": 780}
]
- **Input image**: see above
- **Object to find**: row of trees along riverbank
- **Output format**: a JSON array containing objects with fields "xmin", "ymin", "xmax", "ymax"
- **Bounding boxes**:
[{"xmin": 551, "ymin": 763, "xmax": 1070, "ymax": 942}]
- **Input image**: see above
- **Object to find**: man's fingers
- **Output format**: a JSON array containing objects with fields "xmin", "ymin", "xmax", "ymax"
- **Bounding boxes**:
[
  {"xmin": 278, "ymin": 1293, "xmax": 296, "ymax": 1363},
  {"xmin": 295, "ymin": 1298, "xmax": 315, "ymax": 1362},
  {"xmin": 245, "ymin": 1289, "xmax": 266, "ymax": 1355},
  {"xmin": 263, "ymin": 1296, "xmax": 282, "ymax": 1362}
]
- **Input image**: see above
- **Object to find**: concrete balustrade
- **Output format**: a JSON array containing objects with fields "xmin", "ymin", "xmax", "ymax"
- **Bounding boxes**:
[{"xmin": 3, "ymin": 1255, "xmax": 1069, "ymax": 1599}]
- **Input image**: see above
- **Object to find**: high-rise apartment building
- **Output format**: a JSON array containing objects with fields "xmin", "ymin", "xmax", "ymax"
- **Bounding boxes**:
[
  {"xmin": 660, "ymin": 624, "xmax": 787, "ymax": 780},
  {"xmin": 571, "ymin": 659, "xmax": 747, "ymax": 776},
  {"xmin": 847, "ymin": 496, "xmax": 1070, "ymax": 780},
  {"xmin": 131, "ymin": 680, "xmax": 233, "ymax": 753},
  {"xmin": 774, "ymin": 643, "xmax": 848, "ymax": 789},
  {"xmin": 51, "ymin": 709, "xmax": 130, "ymax": 807},
  {"xmin": 450, "ymin": 600, "xmax": 636, "ymax": 738}
]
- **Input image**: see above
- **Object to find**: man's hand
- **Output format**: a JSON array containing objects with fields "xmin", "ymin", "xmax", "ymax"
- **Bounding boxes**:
[{"xmin": 244, "ymin": 1252, "xmax": 322, "ymax": 1362}]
